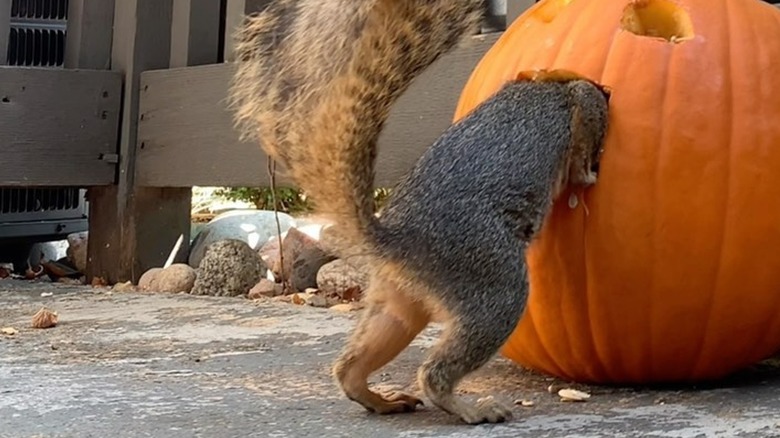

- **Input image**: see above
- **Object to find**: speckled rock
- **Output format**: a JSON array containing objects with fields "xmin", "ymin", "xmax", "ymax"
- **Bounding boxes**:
[{"xmin": 191, "ymin": 239, "xmax": 266, "ymax": 297}]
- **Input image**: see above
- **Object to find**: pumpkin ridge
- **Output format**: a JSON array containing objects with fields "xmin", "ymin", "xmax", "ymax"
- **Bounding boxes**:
[
  {"xmin": 646, "ymin": 40, "xmax": 675, "ymax": 381},
  {"xmin": 582, "ymin": 24, "xmax": 622, "ymax": 381},
  {"xmin": 689, "ymin": 0, "xmax": 734, "ymax": 379},
  {"xmin": 527, "ymin": 286, "xmax": 572, "ymax": 377},
  {"xmin": 744, "ymin": 0, "xmax": 780, "ymax": 363},
  {"xmin": 540, "ymin": 1, "xmax": 596, "ymax": 374},
  {"xmin": 508, "ymin": 307, "xmax": 569, "ymax": 378}
]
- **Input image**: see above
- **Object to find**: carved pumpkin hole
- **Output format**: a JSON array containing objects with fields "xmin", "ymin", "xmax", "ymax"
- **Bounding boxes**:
[
  {"xmin": 533, "ymin": 0, "xmax": 575, "ymax": 23},
  {"xmin": 620, "ymin": 0, "xmax": 694, "ymax": 43}
]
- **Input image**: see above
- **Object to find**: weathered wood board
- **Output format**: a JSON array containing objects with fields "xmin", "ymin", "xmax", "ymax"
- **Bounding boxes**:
[
  {"xmin": 136, "ymin": 33, "xmax": 502, "ymax": 188},
  {"xmin": 0, "ymin": 67, "xmax": 122, "ymax": 186}
]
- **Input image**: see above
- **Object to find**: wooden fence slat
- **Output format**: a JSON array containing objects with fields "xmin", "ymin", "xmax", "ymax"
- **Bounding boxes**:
[
  {"xmin": 65, "ymin": 0, "xmax": 116, "ymax": 70},
  {"xmin": 0, "ymin": 67, "xmax": 122, "ymax": 186},
  {"xmin": 0, "ymin": 0, "xmax": 9, "ymax": 66},
  {"xmin": 170, "ymin": 0, "xmax": 222, "ymax": 67},
  {"xmin": 136, "ymin": 33, "xmax": 501, "ymax": 188}
]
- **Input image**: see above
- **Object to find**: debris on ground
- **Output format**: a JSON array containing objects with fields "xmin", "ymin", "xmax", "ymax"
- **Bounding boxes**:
[
  {"xmin": 558, "ymin": 388, "xmax": 591, "ymax": 402},
  {"xmin": 31, "ymin": 307, "xmax": 58, "ymax": 329},
  {"xmin": 1, "ymin": 326, "xmax": 18, "ymax": 336}
]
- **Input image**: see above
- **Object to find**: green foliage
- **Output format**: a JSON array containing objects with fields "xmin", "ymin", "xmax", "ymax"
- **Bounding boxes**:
[
  {"xmin": 215, "ymin": 187, "xmax": 393, "ymax": 215},
  {"xmin": 214, "ymin": 187, "xmax": 312, "ymax": 214}
]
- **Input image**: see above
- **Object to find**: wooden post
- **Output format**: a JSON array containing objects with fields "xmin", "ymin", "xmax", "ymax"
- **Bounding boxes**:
[
  {"xmin": 223, "ymin": 0, "xmax": 273, "ymax": 62},
  {"xmin": 506, "ymin": 0, "xmax": 536, "ymax": 25},
  {"xmin": 84, "ymin": 0, "xmax": 194, "ymax": 284},
  {"xmin": 0, "ymin": 0, "xmax": 10, "ymax": 65}
]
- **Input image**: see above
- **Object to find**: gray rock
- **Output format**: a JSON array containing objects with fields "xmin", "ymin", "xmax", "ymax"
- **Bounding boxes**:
[
  {"xmin": 191, "ymin": 239, "xmax": 267, "ymax": 297},
  {"xmin": 188, "ymin": 209, "xmax": 296, "ymax": 268}
]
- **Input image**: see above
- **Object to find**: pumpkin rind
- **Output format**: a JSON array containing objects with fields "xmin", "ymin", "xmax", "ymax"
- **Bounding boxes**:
[{"xmin": 455, "ymin": 0, "xmax": 780, "ymax": 383}]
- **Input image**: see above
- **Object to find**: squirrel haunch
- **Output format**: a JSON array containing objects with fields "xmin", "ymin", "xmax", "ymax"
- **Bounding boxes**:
[{"xmin": 229, "ymin": 0, "xmax": 609, "ymax": 425}]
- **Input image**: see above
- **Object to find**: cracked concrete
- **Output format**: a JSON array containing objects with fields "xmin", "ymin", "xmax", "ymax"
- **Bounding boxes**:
[{"xmin": 2, "ymin": 280, "xmax": 780, "ymax": 437}]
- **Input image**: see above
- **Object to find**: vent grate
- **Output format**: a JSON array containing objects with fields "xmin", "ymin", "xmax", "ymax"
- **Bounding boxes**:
[
  {"xmin": 0, "ymin": 188, "xmax": 81, "ymax": 215},
  {"xmin": 6, "ymin": 0, "xmax": 68, "ymax": 67},
  {"xmin": 11, "ymin": 0, "xmax": 69, "ymax": 20}
]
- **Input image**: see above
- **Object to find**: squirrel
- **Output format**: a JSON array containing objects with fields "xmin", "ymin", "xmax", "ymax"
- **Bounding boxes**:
[{"xmin": 229, "ymin": 0, "xmax": 610, "ymax": 425}]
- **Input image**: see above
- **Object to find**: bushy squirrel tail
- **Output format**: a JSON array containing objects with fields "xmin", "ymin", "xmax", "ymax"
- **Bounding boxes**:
[{"xmin": 229, "ymin": 0, "xmax": 484, "ymax": 246}]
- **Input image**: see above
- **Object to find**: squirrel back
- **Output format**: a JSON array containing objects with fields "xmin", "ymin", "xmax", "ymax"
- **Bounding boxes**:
[{"xmin": 229, "ymin": 0, "xmax": 485, "ymax": 248}]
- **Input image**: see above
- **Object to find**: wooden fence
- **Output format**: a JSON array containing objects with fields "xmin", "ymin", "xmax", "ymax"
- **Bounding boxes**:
[{"xmin": 0, "ymin": 0, "xmax": 537, "ymax": 283}]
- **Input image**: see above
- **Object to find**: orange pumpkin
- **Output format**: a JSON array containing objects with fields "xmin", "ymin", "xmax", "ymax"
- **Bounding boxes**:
[{"xmin": 455, "ymin": 0, "xmax": 780, "ymax": 383}]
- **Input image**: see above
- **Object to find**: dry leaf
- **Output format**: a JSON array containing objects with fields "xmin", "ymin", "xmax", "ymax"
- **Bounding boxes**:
[
  {"xmin": 304, "ymin": 293, "xmax": 328, "ymax": 308},
  {"xmin": 291, "ymin": 293, "xmax": 306, "ymax": 305},
  {"xmin": 31, "ymin": 308, "xmax": 58, "ymax": 329},
  {"xmin": 558, "ymin": 388, "xmax": 591, "ymax": 402},
  {"xmin": 112, "ymin": 281, "xmax": 136, "ymax": 292},
  {"xmin": 1, "ymin": 327, "xmax": 17, "ymax": 336},
  {"xmin": 91, "ymin": 276, "xmax": 109, "ymax": 287},
  {"xmin": 340, "ymin": 285, "xmax": 362, "ymax": 302},
  {"xmin": 25, "ymin": 264, "xmax": 44, "ymax": 280}
]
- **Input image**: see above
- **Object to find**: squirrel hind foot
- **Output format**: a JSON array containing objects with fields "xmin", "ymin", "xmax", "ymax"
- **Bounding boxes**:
[
  {"xmin": 433, "ymin": 395, "xmax": 513, "ymax": 425},
  {"xmin": 333, "ymin": 274, "xmax": 430, "ymax": 416}
]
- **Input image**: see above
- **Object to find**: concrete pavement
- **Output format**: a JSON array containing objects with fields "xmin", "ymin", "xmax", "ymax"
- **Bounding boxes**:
[{"xmin": 2, "ymin": 280, "xmax": 780, "ymax": 438}]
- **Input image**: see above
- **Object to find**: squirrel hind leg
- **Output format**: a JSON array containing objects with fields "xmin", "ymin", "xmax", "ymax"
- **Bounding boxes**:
[
  {"xmin": 333, "ymin": 272, "xmax": 430, "ymax": 415},
  {"xmin": 417, "ymin": 286, "xmax": 524, "ymax": 424}
]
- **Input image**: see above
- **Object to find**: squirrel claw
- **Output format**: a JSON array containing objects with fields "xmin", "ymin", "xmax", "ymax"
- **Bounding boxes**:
[{"xmin": 458, "ymin": 396, "xmax": 513, "ymax": 425}]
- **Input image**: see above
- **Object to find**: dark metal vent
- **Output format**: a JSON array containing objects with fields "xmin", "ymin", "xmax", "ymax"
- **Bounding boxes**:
[
  {"xmin": 0, "ymin": 187, "xmax": 81, "ymax": 215},
  {"xmin": 6, "ymin": 0, "xmax": 68, "ymax": 67},
  {"xmin": 11, "ymin": 0, "xmax": 69, "ymax": 20}
]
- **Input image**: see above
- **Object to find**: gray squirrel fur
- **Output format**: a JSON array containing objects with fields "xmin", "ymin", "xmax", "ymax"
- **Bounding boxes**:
[{"xmin": 229, "ymin": 0, "xmax": 609, "ymax": 425}]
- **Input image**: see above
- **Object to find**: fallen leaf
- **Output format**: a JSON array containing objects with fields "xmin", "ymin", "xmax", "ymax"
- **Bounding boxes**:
[
  {"xmin": 558, "ymin": 388, "xmax": 591, "ymax": 402},
  {"xmin": 291, "ymin": 293, "xmax": 306, "ymax": 305},
  {"xmin": 340, "ymin": 286, "xmax": 362, "ymax": 302},
  {"xmin": 1, "ymin": 327, "xmax": 18, "ymax": 336},
  {"xmin": 304, "ymin": 293, "xmax": 328, "ymax": 308},
  {"xmin": 514, "ymin": 399, "xmax": 535, "ymax": 407},
  {"xmin": 25, "ymin": 264, "xmax": 44, "ymax": 280},
  {"xmin": 31, "ymin": 308, "xmax": 58, "ymax": 329},
  {"xmin": 112, "ymin": 281, "xmax": 136, "ymax": 292},
  {"xmin": 91, "ymin": 276, "xmax": 109, "ymax": 287}
]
